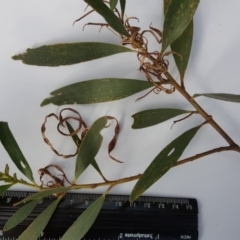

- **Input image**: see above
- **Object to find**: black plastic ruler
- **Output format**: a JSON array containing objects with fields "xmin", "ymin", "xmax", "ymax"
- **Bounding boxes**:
[{"xmin": 0, "ymin": 191, "xmax": 198, "ymax": 240}]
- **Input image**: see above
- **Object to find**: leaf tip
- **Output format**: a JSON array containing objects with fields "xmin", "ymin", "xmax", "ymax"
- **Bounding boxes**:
[
  {"xmin": 3, "ymin": 225, "xmax": 11, "ymax": 232},
  {"xmin": 12, "ymin": 54, "xmax": 24, "ymax": 61},
  {"xmin": 131, "ymin": 124, "xmax": 138, "ymax": 129},
  {"xmin": 129, "ymin": 192, "xmax": 138, "ymax": 203},
  {"xmin": 40, "ymin": 98, "xmax": 51, "ymax": 107}
]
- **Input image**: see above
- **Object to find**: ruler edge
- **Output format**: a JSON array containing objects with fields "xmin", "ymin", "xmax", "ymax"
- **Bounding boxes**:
[{"xmin": 1, "ymin": 190, "xmax": 197, "ymax": 203}]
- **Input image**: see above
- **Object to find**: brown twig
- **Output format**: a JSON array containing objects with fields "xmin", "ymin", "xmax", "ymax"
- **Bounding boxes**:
[
  {"xmin": 175, "ymin": 145, "xmax": 240, "ymax": 167},
  {"xmin": 171, "ymin": 111, "xmax": 198, "ymax": 129},
  {"xmin": 164, "ymin": 71, "xmax": 239, "ymax": 147}
]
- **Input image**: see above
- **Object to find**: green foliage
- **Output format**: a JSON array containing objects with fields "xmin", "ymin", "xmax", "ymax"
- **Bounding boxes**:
[
  {"xmin": 74, "ymin": 117, "xmax": 107, "ymax": 181},
  {"xmin": 110, "ymin": 0, "xmax": 118, "ymax": 10},
  {"xmin": 2, "ymin": 0, "xmax": 240, "ymax": 238},
  {"xmin": 17, "ymin": 196, "xmax": 62, "ymax": 240},
  {"xmin": 4, "ymin": 164, "xmax": 9, "ymax": 175},
  {"xmin": 0, "ymin": 122, "xmax": 34, "ymax": 183},
  {"xmin": 0, "ymin": 184, "xmax": 14, "ymax": 195},
  {"xmin": 163, "ymin": 0, "xmax": 171, "ymax": 14},
  {"xmin": 61, "ymin": 193, "xmax": 106, "ymax": 240},
  {"xmin": 0, "ymin": 164, "xmax": 27, "ymax": 191},
  {"xmin": 12, "ymin": 42, "xmax": 133, "ymax": 66},
  {"xmin": 163, "ymin": 0, "xmax": 194, "ymax": 84},
  {"xmin": 84, "ymin": 0, "xmax": 129, "ymax": 36},
  {"xmin": 41, "ymin": 79, "xmax": 153, "ymax": 106},
  {"xmin": 193, "ymin": 93, "xmax": 240, "ymax": 103},
  {"xmin": 66, "ymin": 121, "xmax": 107, "ymax": 181},
  {"xmin": 120, "ymin": 0, "xmax": 126, "ymax": 19},
  {"xmin": 0, "ymin": 164, "xmax": 32, "ymax": 188},
  {"xmin": 162, "ymin": 0, "xmax": 200, "ymax": 52},
  {"xmin": 4, "ymin": 199, "xmax": 40, "ymax": 231},
  {"xmin": 130, "ymin": 124, "xmax": 202, "ymax": 201},
  {"xmin": 171, "ymin": 21, "xmax": 193, "ymax": 83},
  {"xmin": 14, "ymin": 187, "xmax": 71, "ymax": 206},
  {"xmin": 131, "ymin": 108, "xmax": 191, "ymax": 129}
]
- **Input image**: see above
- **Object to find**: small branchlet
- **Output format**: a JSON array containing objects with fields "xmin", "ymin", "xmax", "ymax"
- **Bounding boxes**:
[
  {"xmin": 0, "ymin": 171, "xmax": 12, "ymax": 183},
  {"xmin": 0, "ymin": 164, "xmax": 32, "ymax": 186},
  {"xmin": 171, "ymin": 111, "xmax": 198, "ymax": 129}
]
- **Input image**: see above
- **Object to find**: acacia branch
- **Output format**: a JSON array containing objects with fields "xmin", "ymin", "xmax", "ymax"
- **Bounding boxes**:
[
  {"xmin": 130, "ymin": 32, "xmax": 238, "ymax": 148},
  {"xmin": 164, "ymin": 71, "xmax": 238, "ymax": 148},
  {"xmin": 71, "ymin": 174, "xmax": 142, "ymax": 189},
  {"xmin": 175, "ymin": 145, "xmax": 240, "ymax": 167}
]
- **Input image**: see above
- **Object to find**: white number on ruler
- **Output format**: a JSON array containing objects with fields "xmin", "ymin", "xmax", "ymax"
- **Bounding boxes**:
[
  {"xmin": 116, "ymin": 201, "xmax": 122, "ymax": 207},
  {"xmin": 130, "ymin": 202, "xmax": 136, "ymax": 207},
  {"xmin": 158, "ymin": 203, "xmax": 165, "ymax": 209},
  {"xmin": 186, "ymin": 204, "xmax": 193, "ymax": 210},
  {"xmin": 144, "ymin": 203, "xmax": 151, "ymax": 208},
  {"xmin": 172, "ymin": 204, "xmax": 179, "ymax": 209}
]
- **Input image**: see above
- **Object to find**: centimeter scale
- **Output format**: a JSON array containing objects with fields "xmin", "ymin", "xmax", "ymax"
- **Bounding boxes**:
[{"xmin": 0, "ymin": 191, "xmax": 198, "ymax": 240}]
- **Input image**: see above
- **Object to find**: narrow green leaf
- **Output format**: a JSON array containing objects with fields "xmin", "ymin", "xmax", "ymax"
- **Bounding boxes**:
[
  {"xmin": 84, "ymin": 0, "xmax": 129, "ymax": 36},
  {"xmin": 66, "ymin": 121, "xmax": 107, "ymax": 181},
  {"xmin": 161, "ymin": 0, "xmax": 200, "ymax": 52},
  {"xmin": 132, "ymin": 108, "xmax": 191, "ymax": 129},
  {"xmin": 14, "ymin": 187, "xmax": 71, "ymax": 206},
  {"xmin": 0, "ymin": 184, "xmax": 14, "ymax": 195},
  {"xmin": 130, "ymin": 125, "xmax": 202, "ymax": 201},
  {"xmin": 12, "ymin": 42, "xmax": 133, "ymax": 66},
  {"xmin": 41, "ymin": 79, "xmax": 153, "ymax": 106},
  {"xmin": 65, "ymin": 121, "xmax": 82, "ymax": 147},
  {"xmin": 120, "ymin": 0, "xmax": 126, "ymax": 19},
  {"xmin": 4, "ymin": 199, "xmax": 40, "ymax": 231},
  {"xmin": 163, "ymin": 0, "xmax": 171, "ymax": 14},
  {"xmin": 61, "ymin": 193, "xmax": 106, "ymax": 240},
  {"xmin": 0, "ymin": 172, "xmax": 10, "ymax": 182},
  {"xmin": 90, "ymin": 160, "xmax": 106, "ymax": 180},
  {"xmin": 193, "ymin": 93, "xmax": 240, "ymax": 103},
  {"xmin": 13, "ymin": 173, "xmax": 17, "ymax": 181},
  {"xmin": 110, "ymin": 0, "xmax": 118, "ymax": 10},
  {"xmin": 18, "ymin": 196, "xmax": 62, "ymax": 240},
  {"xmin": 0, "ymin": 122, "xmax": 34, "ymax": 183},
  {"xmin": 4, "ymin": 164, "xmax": 9, "ymax": 175},
  {"xmin": 75, "ymin": 117, "xmax": 107, "ymax": 181},
  {"xmin": 171, "ymin": 20, "xmax": 193, "ymax": 83},
  {"xmin": 164, "ymin": 1, "xmax": 193, "ymax": 83}
]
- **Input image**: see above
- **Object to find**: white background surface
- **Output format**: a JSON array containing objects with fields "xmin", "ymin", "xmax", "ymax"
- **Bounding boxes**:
[{"xmin": 1, "ymin": 1, "xmax": 240, "ymax": 239}]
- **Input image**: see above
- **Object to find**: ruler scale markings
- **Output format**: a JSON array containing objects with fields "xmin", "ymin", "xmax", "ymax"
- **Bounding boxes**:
[{"xmin": 0, "ymin": 191, "xmax": 198, "ymax": 240}]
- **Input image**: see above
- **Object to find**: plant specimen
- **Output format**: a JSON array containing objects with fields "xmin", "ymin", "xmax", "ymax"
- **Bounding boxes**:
[{"xmin": 1, "ymin": 0, "xmax": 240, "ymax": 239}]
